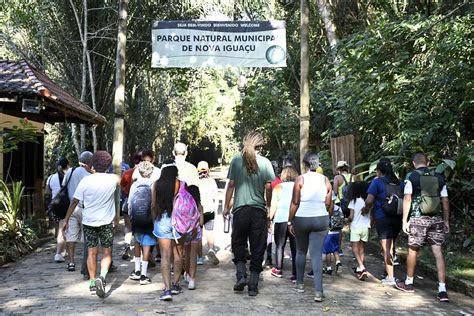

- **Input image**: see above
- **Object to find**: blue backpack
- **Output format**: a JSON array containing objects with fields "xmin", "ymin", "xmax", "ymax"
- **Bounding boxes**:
[{"xmin": 130, "ymin": 184, "xmax": 153, "ymax": 233}]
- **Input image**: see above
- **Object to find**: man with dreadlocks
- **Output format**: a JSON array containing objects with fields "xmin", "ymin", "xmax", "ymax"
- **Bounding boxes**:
[{"xmin": 223, "ymin": 132, "xmax": 275, "ymax": 296}]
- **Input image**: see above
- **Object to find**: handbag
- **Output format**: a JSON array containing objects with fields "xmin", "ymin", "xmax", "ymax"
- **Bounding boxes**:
[{"xmin": 48, "ymin": 168, "xmax": 75, "ymax": 220}]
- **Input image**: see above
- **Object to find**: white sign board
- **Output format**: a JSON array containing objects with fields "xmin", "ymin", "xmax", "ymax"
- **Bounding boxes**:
[{"xmin": 152, "ymin": 21, "xmax": 286, "ymax": 68}]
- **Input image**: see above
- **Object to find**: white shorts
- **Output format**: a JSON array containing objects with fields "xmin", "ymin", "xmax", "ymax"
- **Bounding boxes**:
[{"xmin": 65, "ymin": 208, "xmax": 83, "ymax": 243}]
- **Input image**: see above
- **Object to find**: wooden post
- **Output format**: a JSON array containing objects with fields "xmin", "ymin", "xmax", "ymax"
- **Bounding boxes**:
[
  {"xmin": 112, "ymin": 0, "xmax": 128, "ymax": 219},
  {"xmin": 300, "ymin": 0, "xmax": 310, "ymax": 171}
]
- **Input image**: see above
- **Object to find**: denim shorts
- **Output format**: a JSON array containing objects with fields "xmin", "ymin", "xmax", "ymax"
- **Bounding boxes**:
[
  {"xmin": 135, "ymin": 233, "xmax": 158, "ymax": 246},
  {"xmin": 153, "ymin": 213, "xmax": 181, "ymax": 240}
]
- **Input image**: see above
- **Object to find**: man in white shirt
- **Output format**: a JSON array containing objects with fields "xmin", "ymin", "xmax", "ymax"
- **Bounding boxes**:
[
  {"xmin": 173, "ymin": 142, "xmax": 199, "ymax": 187},
  {"xmin": 63, "ymin": 151, "xmax": 119, "ymax": 298},
  {"xmin": 62, "ymin": 151, "xmax": 93, "ymax": 272},
  {"xmin": 395, "ymin": 153, "xmax": 450, "ymax": 302}
]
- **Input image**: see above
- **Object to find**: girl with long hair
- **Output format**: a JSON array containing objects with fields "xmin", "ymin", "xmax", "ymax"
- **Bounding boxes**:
[{"xmin": 152, "ymin": 160, "xmax": 183, "ymax": 301}]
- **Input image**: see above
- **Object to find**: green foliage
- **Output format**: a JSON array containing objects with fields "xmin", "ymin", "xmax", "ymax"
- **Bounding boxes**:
[
  {"xmin": 326, "ymin": 14, "xmax": 472, "ymax": 161},
  {"xmin": 0, "ymin": 118, "xmax": 39, "ymax": 154},
  {"xmin": 0, "ymin": 180, "xmax": 38, "ymax": 261}
]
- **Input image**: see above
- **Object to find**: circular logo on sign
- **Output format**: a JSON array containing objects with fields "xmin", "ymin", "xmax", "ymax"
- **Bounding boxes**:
[{"xmin": 265, "ymin": 45, "xmax": 286, "ymax": 64}]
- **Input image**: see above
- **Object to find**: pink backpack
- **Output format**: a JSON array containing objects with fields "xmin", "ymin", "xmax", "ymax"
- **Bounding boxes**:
[{"xmin": 171, "ymin": 181, "xmax": 200, "ymax": 239}]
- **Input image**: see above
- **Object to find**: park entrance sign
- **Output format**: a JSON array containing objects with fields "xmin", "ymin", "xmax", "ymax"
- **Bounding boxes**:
[{"xmin": 151, "ymin": 21, "xmax": 286, "ymax": 68}]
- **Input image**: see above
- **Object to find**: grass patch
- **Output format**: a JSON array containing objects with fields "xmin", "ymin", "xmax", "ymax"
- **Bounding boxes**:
[{"xmin": 418, "ymin": 248, "xmax": 474, "ymax": 282}]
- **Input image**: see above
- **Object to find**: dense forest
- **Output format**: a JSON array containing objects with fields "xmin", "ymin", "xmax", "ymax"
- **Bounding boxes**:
[{"xmin": 1, "ymin": 1, "xmax": 472, "ymax": 251}]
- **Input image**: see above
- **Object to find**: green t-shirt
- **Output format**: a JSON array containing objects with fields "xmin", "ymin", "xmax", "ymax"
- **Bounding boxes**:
[{"xmin": 228, "ymin": 154, "xmax": 275, "ymax": 212}]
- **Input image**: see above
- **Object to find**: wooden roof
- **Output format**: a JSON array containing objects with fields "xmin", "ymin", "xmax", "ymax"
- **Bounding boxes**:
[{"xmin": 0, "ymin": 59, "xmax": 106, "ymax": 124}]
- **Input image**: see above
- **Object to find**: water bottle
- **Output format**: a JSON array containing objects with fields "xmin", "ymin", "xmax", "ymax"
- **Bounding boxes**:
[{"xmin": 224, "ymin": 215, "xmax": 231, "ymax": 233}]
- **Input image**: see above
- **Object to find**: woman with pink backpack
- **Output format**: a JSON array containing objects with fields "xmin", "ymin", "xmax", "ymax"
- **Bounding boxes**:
[{"xmin": 152, "ymin": 160, "xmax": 201, "ymax": 301}]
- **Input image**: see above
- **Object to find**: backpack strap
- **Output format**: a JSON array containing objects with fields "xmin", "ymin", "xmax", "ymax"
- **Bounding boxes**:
[
  {"xmin": 341, "ymin": 174, "xmax": 348, "ymax": 186},
  {"xmin": 63, "ymin": 167, "xmax": 76, "ymax": 189}
]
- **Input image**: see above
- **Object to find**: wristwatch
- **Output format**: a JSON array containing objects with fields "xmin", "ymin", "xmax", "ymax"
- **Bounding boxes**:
[{"xmin": 287, "ymin": 221, "xmax": 293, "ymax": 226}]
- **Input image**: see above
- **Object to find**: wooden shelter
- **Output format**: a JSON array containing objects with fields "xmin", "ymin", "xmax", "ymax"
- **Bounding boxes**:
[{"xmin": 0, "ymin": 59, "xmax": 105, "ymax": 220}]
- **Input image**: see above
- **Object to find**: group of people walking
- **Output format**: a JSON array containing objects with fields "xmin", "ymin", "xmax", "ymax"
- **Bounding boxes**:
[{"xmin": 47, "ymin": 131, "xmax": 451, "ymax": 303}]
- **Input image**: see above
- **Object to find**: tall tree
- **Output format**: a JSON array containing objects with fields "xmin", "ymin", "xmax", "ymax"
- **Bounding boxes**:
[
  {"xmin": 112, "ymin": 0, "xmax": 128, "ymax": 217},
  {"xmin": 300, "ymin": 0, "xmax": 310, "ymax": 170}
]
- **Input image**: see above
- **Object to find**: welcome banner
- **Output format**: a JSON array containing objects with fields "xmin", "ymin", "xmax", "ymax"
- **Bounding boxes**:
[{"xmin": 151, "ymin": 21, "xmax": 287, "ymax": 68}]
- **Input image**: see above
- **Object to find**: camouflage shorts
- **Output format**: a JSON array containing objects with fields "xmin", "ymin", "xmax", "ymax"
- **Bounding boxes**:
[
  {"xmin": 408, "ymin": 216, "xmax": 446, "ymax": 247},
  {"xmin": 83, "ymin": 223, "xmax": 114, "ymax": 249}
]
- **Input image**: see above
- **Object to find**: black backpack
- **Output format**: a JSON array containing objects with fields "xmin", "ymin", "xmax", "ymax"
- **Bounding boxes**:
[
  {"xmin": 130, "ymin": 184, "xmax": 153, "ymax": 233},
  {"xmin": 381, "ymin": 178, "xmax": 403, "ymax": 216},
  {"xmin": 48, "ymin": 168, "xmax": 75, "ymax": 220},
  {"xmin": 340, "ymin": 174, "xmax": 353, "ymax": 217}
]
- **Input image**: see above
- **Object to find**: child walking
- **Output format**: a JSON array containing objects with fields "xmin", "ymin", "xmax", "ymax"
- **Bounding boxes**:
[
  {"xmin": 347, "ymin": 181, "xmax": 370, "ymax": 280},
  {"xmin": 322, "ymin": 202, "xmax": 344, "ymax": 275}
]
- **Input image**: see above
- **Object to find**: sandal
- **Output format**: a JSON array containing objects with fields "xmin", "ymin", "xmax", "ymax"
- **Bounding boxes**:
[{"xmin": 66, "ymin": 263, "xmax": 76, "ymax": 271}]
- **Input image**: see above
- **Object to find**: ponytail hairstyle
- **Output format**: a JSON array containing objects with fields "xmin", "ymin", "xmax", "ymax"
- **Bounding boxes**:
[
  {"xmin": 303, "ymin": 152, "xmax": 319, "ymax": 172},
  {"xmin": 376, "ymin": 159, "xmax": 400, "ymax": 185},
  {"xmin": 242, "ymin": 132, "xmax": 265, "ymax": 174}
]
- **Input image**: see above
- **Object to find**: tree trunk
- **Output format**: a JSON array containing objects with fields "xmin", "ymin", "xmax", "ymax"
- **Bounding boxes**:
[
  {"xmin": 300, "ymin": 0, "xmax": 310, "ymax": 172},
  {"xmin": 71, "ymin": 123, "xmax": 81, "ymax": 157},
  {"xmin": 112, "ymin": 0, "xmax": 128, "ymax": 218},
  {"xmin": 316, "ymin": 0, "xmax": 338, "ymax": 49}
]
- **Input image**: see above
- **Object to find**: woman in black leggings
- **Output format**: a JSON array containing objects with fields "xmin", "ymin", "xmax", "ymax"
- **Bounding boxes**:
[{"xmin": 269, "ymin": 166, "xmax": 298, "ymax": 281}]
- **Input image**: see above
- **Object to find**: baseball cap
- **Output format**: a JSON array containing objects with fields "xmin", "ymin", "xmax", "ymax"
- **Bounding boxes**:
[
  {"xmin": 336, "ymin": 161, "xmax": 349, "ymax": 169},
  {"xmin": 197, "ymin": 161, "xmax": 209, "ymax": 171}
]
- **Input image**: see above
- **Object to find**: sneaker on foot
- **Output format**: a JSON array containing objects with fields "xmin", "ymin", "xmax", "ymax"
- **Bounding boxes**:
[
  {"xmin": 89, "ymin": 285, "xmax": 96, "ymax": 295},
  {"xmin": 437, "ymin": 291, "xmax": 449, "ymax": 302},
  {"xmin": 335, "ymin": 262, "xmax": 342, "ymax": 274},
  {"xmin": 197, "ymin": 257, "xmax": 204, "ymax": 265},
  {"xmin": 95, "ymin": 277, "xmax": 106, "ymax": 298},
  {"xmin": 394, "ymin": 280, "xmax": 414, "ymax": 293},
  {"xmin": 160, "ymin": 289, "xmax": 172, "ymax": 301},
  {"xmin": 129, "ymin": 270, "xmax": 141, "ymax": 280},
  {"xmin": 339, "ymin": 249, "xmax": 344, "ymax": 256},
  {"xmin": 66, "ymin": 263, "xmax": 76, "ymax": 271},
  {"xmin": 54, "ymin": 254, "xmax": 65, "ymax": 263},
  {"xmin": 109, "ymin": 263, "xmax": 118, "ymax": 273},
  {"xmin": 207, "ymin": 250, "xmax": 220, "ymax": 265},
  {"xmin": 323, "ymin": 268, "xmax": 333, "ymax": 276},
  {"xmin": 314, "ymin": 291, "xmax": 324, "ymax": 302},
  {"xmin": 171, "ymin": 283, "xmax": 183, "ymax": 295},
  {"xmin": 155, "ymin": 254, "xmax": 161, "ymax": 263},
  {"xmin": 357, "ymin": 269, "xmax": 368, "ymax": 281},
  {"xmin": 290, "ymin": 275, "xmax": 297, "ymax": 284},
  {"xmin": 294, "ymin": 284, "xmax": 305, "ymax": 293},
  {"xmin": 139, "ymin": 275, "xmax": 151, "ymax": 285},
  {"xmin": 393, "ymin": 254, "xmax": 400, "ymax": 266},
  {"xmin": 120, "ymin": 245, "xmax": 131, "ymax": 260},
  {"xmin": 306, "ymin": 270, "xmax": 314, "ymax": 279},
  {"xmin": 188, "ymin": 278, "xmax": 196, "ymax": 290},
  {"xmin": 271, "ymin": 267, "xmax": 282, "ymax": 278},
  {"xmin": 381, "ymin": 277, "xmax": 396, "ymax": 286}
]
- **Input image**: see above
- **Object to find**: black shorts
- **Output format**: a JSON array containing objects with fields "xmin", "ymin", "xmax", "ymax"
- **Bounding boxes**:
[{"xmin": 375, "ymin": 216, "xmax": 402, "ymax": 241}]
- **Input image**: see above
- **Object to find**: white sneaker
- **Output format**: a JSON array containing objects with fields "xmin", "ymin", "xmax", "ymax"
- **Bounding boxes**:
[
  {"xmin": 381, "ymin": 277, "xmax": 396, "ymax": 286},
  {"xmin": 54, "ymin": 254, "xmax": 65, "ymax": 262},
  {"xmin": 188, "ymin": 278, "xmax": 195, "ymax": 290}
]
